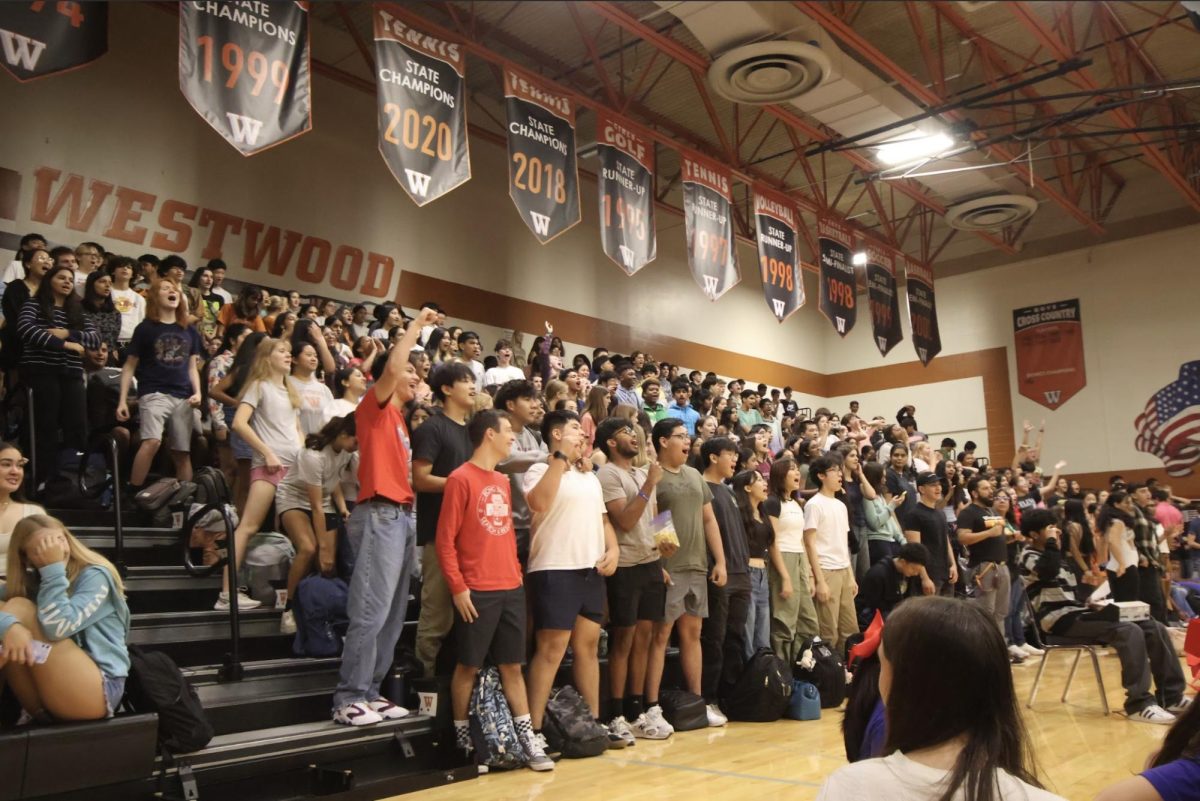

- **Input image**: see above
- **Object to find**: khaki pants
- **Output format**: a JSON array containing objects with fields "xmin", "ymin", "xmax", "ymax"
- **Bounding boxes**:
[
  {"xmin": 973, "ymin": 563, "xmax": 1011, "ymax": 637},
  {"xmin": 769, "ymin": 551, "xmax": 819, "ymax": 664},
  {"xmin": 415, "ymin": 543, "xmax": 453, "ymax": 676},
  {"xmin": 816, "ymin": 566, "xmax": 859, "ymax": 653}
]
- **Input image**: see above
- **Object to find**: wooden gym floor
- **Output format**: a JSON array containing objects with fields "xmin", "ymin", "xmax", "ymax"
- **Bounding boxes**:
[{"xmin": 397, "ymin": 651, "xmax": 1193, "ymax": 801}]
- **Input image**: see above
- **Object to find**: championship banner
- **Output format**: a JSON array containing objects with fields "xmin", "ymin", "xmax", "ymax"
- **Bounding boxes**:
[
  {"xmin": 179, "ymin": 1, "xmax": 312, "ymax": 156},
  {"xmin": 903, "ymin": 255, "xmax": 942, "ymax": 366},
  {"xmin": 504, "ymin": 68, "xmax": 580, "ymax": 243},
  {"xmin": 0, "ymin": 1, "xmax": 107, "ymax": 82},
  {"xmin": 1013, "ymin": 300, "xmax": 1086, "ymax": 409},
  {"xmin": 373, "ymin": 5, "xmax": 469, "ymax": 206},
  {"xmin": 596, "ymin": 110, "xmax": 655, "ymax": 275},
  {"xmin": 681, "ymin": 151, "xmax": 738, "ymax": 300},
  {"xmin": 753, "ymin": 186, "xmax": 802, "ymax": 322},
  {"xmin": 865, "ymin": 244, "xmax": 902, "ymax": 356},
  {"xmin": 818, "ymin": 217, "xmax": 856, "ymax": 336}
]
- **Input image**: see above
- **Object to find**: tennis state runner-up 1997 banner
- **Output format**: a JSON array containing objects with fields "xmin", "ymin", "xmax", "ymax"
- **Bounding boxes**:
[
  {"xmin": 373, "ymin": 4, "xmax": 470, "ymax": 206},
  {"xmin": 1013, "ymin": 299, "xmax": 1086, "ymax": 410},
  {"xmin": 681, "ymin": 151, "xmax": 738, "ymax": 300},
  {"xmin": 753, "ymin": 185, "xmax": 803, "ymax": 322},
  {"xmin": 0, "ymin": 0, "xmax": 107, "ymax": 81},
  {"xmin": 596, "ymin": 109, "xmax": 655, "ymax": 275},
  {"xmin": 179, "ymin": 1, "xmax": 312, "ymax": 156}
]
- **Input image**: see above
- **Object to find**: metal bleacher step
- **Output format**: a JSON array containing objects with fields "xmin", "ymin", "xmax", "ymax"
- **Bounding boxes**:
[
  {"xmin": 128, "ymin": 607, "xmax": 294, "ymax": 666},
  {"xmin": 123, "ymin": 565, "xmax": 222, "ymax": 612}
]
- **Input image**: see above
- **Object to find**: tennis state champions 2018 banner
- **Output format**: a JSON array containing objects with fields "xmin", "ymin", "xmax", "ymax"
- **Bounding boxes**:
[
  {"xmin": 681, "ymin": 151, "xmax": 738, "ymax": 300},
  {"xmin": 504, "ymin": 67, "xmax": 580, "ymax": 243},
  {"xmin": 903, "ymin": 255, "xmax": 942, "ymax": 365},
  {"xmin": 865, "ymin": 244, "xmax": 902, "ymax": 356},
  {"xmin": 373, "ymin": 5, "xmax": 470, "ymax": 206},
  {"xmin": 1013, "ymin": 299, "xmax": 1086, "ymax": 409},
  {"xmin": 818, "ymin": 216, "xmax": 856, "ymax": 336},
  {"xmin": 179, "ymin": 1, "xmax": 312, "ymax": 156},
  {"xmin": 753, "ymin": 185, "xmax": 802, "ymax": 322},
  {"xmin": 596, "ymin": 109, "xmax": 655, "ymax": 275},
  {"xmin": 0, "ymin": 1, "xmax": 107, "ymax": 81}
]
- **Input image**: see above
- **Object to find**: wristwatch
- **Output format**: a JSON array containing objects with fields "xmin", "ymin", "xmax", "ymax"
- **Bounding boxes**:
[{"xmin": 553, "ymin": 450, "xmax": 569, "ymax": 464}]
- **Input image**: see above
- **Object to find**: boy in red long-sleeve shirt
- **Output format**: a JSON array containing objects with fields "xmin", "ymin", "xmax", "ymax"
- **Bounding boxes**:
[{"xmin": 436, "ymin": 409, "xmax": 553, "ymax": 771}]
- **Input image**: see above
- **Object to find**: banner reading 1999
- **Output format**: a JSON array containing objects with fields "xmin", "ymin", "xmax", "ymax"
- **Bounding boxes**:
[
  {"xmin": 596, "ymin": 109, "xmax": 655, "ymax": 275},
  {"xmin": 0, "ymin": 1, "xmax": 107, "ymax": 82},
  {"xmin": 865, "ymin": 245, "xmax": 902, "ymax": 356},
  {"xmin": 504, "ymin": 68, "xmax": 580, "ymax": 243},
  {"xmin": 681, "ymin": 152, "xmax": 738, "ymax": 300},
  {"xmin": 753, "ymin": 185, "xmax": 803, "ymax": 322},
  {"xmin": 818, "ymin": 216, "xmax": 857, "ymax": 336},
  {"xmin": 373, "ymin": 4, "xmax": 470, "ymax": 206}
]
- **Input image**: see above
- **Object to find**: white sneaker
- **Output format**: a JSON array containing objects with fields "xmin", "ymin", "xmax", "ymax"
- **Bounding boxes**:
[
  {"xmin": 214, "ymin": 591, "xmax": 262, "ymax": 611},
  {"xmin": 1132, "ymin": 705, "xmax": 1176, "ymax": 725},
  {"xmin": 643, "ymin": 704, "xmax": 675, "ymax": 736},
  {"xmin": 333, "ymin": 701, "xmax": 383, "ymax": 726},
  {"xmin": 1166, "ymin": 697, "xmax": 1193, "ymax": 715},
  {"xmin": 1020, "ymin": 643, "xmax": 1045, "ymax": 657},
  {"xmin": 522, "ymin": 732, "xmax": 555, "ymax": 771},
  {"xmin": 607, "ymin": 715, "xmax": 636, "ymax": 747},
  {"xmin": 367, "ymin": 698, "xmax": 409, "ymax": 720},
  {"xmin": 705, "ymin": 703, "xmax": 728, "ymax": 727},
  {"xmin": 279, "ymin": 609, "xmax": 296, "ymax": 634},
  {"xmin": 629, "ymin": 712, "xmax": 671, "ymax": 740},
  {"xmin": 1007, "ymin": 645, "xmax": 1028, "ymax": 663}
]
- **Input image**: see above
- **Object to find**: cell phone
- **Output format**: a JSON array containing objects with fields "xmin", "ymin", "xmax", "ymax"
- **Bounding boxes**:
[{"xmin": 31, "ymin": 640, "xmax": 52, "ymax": 664}]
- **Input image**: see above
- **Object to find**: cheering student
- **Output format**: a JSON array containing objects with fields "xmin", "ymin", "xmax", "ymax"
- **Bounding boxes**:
[
  {"xmin": 804, "ymin": 456, "xmax": 858, "ymax": 654},
  {"xmin": 766, "ymin": 459, "xmax": 819, "ymax": 663},
  {"xmin": 483, "ymin": 339, "xmax": 525, "ymax": 389},
  {"xmin": 904, "ymin": 472, "xmax": 956, "ymax": 596},
  {"xmin": 288, "ymin": 336, "xmax": 335, "ymax": 436},
  {"xmin": 732, "ymin": 469, "xmax": 774, "ymax": 657}
]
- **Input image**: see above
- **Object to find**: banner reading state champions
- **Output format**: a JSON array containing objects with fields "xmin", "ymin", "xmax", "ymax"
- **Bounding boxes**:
[
  {"xmin": 179, "ymin": 1, "xmax": 312, "ymax": 156},
  {"xmin": 753, "ymin": 186, "xmax": 802, "ymax": 322},
  {"xmin": 818, "ymin": 217, "xmax": 856, "ymax": 336},
  {"xmin": 865, "ymin": 244, "xmax": 902, "ymax": 356},
  {"xmin": 1013, "ymin": 299, "xmax": 1086, "ymax": 409},
  {"xmin": 373, "ymin": 5, "xmax": 469, "ymax": 206},
  {"xmin": 504, "ymin": 68, "xmax": 580, "ymax": 243},
  {"xmin": 681, "ymin": 151, "xmax": 738, "ymax": 300},
  {"xmin": 0, "ymin": 1, "xmax": 107, "ymax": 82},
  {"xmin": 596, "ymin": 109, "xmax": 655, "ymax": 275},
  {"xmin": 903, "ymin": 255, "xmax": 942, "ymax": 366}
]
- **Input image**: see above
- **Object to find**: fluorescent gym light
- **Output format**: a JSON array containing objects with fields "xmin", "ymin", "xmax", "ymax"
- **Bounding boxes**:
[
  {"xmin": 875, "ymin": 132, "xmax": 955, "ymax": 166},
  {"xmin": 852, "ymin": 251, "xmax": 868, "ymax": 266}
]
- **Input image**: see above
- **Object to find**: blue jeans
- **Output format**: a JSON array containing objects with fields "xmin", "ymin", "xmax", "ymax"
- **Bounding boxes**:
[
  {"xmin": 333, "ymin": 502, "xmax": 415, "ymax": 709},
  {"xmin": 744, "ymin": 566, "xmax": 771, "ymax": 659},
  {"xmin": 1005, "ymin": 570, "xmax": 1027, "ymax": 646}
]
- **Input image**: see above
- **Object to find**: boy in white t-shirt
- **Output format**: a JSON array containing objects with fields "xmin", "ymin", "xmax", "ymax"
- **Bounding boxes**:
[
  {"xmin": 108, "ymin": 256, "xmax": 146, "ymax": 345},
  {"xmin": 804, "ymin": 455, "xmax": 858, "ymax": 653}
]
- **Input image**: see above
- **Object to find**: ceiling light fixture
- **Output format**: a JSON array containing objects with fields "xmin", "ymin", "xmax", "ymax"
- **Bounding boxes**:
[
  {"xmin": 851, "ymin": 252, "xmax": 868, "ymax": 266},
  {"xmin": 875, "ymin": 133, "xmax": 955, "ymax": 166}
]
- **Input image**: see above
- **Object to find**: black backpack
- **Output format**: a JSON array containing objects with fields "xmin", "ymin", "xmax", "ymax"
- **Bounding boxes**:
[
  {"xmin": 541, "ymin": 685, "xmax": 608, "ymax": 758},
  {"xmin": 722, "ymin": 648, "xmax": 792, "ymax": 722},
  {"xmin": 192, "ymin": 466, "xmax": 230, "ymax": 506},
  {"xmin": 135, "ymin": 478, "xmax": 197, "ymax": 528},
  {"xmin": 123, "ymin": 645, "xmax": 214, "ymax": 755},
  {"xmin": 794, "ymin": 636, "xmax": 847, "ymax": 709},
  {"xmin": 658, "ymin": 688, "xmax": 708, "ymax": 731}
]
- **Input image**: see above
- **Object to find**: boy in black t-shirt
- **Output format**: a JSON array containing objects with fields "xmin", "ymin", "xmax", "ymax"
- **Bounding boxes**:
[{"xmin": 902, "ymin": 472, "xmax": 956, "ymax": 596}]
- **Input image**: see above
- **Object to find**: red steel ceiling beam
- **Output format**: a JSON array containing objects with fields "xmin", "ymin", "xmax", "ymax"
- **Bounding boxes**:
[{"xmin": 1006, "ymin": 1, "xmax": 1200, "ymax": 211}]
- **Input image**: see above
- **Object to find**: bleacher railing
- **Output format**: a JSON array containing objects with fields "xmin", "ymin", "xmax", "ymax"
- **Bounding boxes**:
[{"xmin": 183, "ymin": 501, "xmax": 243, "ymax": 681}]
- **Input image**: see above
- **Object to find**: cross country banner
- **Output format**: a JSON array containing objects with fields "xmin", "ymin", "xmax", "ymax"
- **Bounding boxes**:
[
  {"xmin": 753, "ymin": 186, "xmax": 802, "ymax": 322},
  {"xmin": 0, "ymin": 1, "xmax": 107, "ymax": 81},
  {"xmin": 817, "ymin": 217, "xmax": 856, "ymax": 336},
  {"xmin": 903, "ymin": 255, "xmax": 942, "ymax": 366},
  {"xmin": 681, "ymin": 151, "xmax": 738, "ymax": 300},
  {"xmin": 865, "ymin": 244, "xmax": 902, "ymax": 356},
  {"xmin": 1013, "ymin": 299, "xmax": 1086, "ymax": 409},
  {"xmin": 504, "ymin": 68, "xmax": 580, "ymax": 243},
  {"xmin": 596, "ymin": 109, "xmax": 655, "ymax": 275},
  {"xmin": 373, "ymin": 5, "xmax": 469, "ymax": 206},
  {"xmin": 179, "ymin": 1, "xmax": 312, "ymax": 156}
]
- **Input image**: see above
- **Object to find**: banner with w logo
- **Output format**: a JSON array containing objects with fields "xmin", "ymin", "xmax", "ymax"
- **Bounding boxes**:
[
  {"xmin": 179, "ymin": 1, "xmax": 311, "ymax": 156},
  {"xmin": 373, "ymin": 5, "xmax": 470, "ymax": 206},
  {"xmin": 681, "ymin": 151, "xmax": 738, "ymax": 300},
  {"xmin": 596, "ymin": 109, "xmax": 655, "ymax": 275},
  {"xmin": 1013, "ymin": 299, "xmax": 1086, "ymax": 410},
  {"xmin": 865, "ymin": 244, "xmax": 902, "ymax": 356},
  {"xmin": 902, "ymin": 255, "xmax": 942, "ymax": 366},
  {"xmin": 0, "ymin": 1, "xmax": 106, "ymax": 82},
  {"xmin": 504, "ymin": 68, "xmax": 579, "ymax": 243},
  {"xmin": 753, "ymin": 185, "xmax": 802, "ymax": 322},
  {"xmin": 818, "ymin": 217, "xmax": 856, "ymax": 336}
]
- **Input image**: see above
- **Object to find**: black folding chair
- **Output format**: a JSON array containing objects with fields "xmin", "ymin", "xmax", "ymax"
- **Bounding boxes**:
[{"xmin": 1024, "ymin": 596, "xmax": 1109, "ymax": 715}]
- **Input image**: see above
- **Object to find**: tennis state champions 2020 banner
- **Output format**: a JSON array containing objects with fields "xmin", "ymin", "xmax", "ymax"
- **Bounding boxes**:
[
  {"xmin": 818, "ymin": 216, "xmax": 856, "ymax": 336},
  {"xmin": 596, "ymin": 109, "xmax": 655, "ymax": 275},
  {"xmin": 179, "ymin": 1, "xmax": 312, "ymax": 156},
  {"xmin": 0, "ymin": 1, "xmax": 107, "ymax": 81},
  {"xmin": 681, "ymin": 151, "xmax": 738, "ymax": 300},
  {"xmin": 373, "ymin": 5, "xmax": 469, "ymax": 206},
  {"xmin": 1013, "ymin": 299, "xmax": 1086, "ymax": 409},
  {"xmin": 865, "ymin": 244, "xmax": 902, "ymax": 356},
  {"xmin": 504, "ymin": 67, "xmax": 580, "ymax": 243},
  {"xmin": 753, "ymin": 185, "xmax": 802, "ymax": 322}
]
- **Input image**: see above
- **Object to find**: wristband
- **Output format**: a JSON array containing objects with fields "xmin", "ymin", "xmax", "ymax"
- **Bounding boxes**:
[
  {"xmin": 637, "ymin": 490, "xmax": 650, "ymax": 501},
  {"xmin": 553, "ymin": 450, "xmax": 569, "ymax": 464}
]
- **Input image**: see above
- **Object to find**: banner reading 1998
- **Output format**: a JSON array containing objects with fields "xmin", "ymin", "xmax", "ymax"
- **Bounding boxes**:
[
  {"xmin": 179, "ymin": 1, "xmax": 312, "ymax": 156},
  {"xmin": 504, "ymin": 68, "xmax": 579, "ymax": 243},
  {"xmin": 865, "ymin": 244, "xmax": 902, "ymax": 356},
  {"xmin": 0, "ymin": 1, "xmax": 107, "ymax": 82},
  {"xmin": 753, "ymin": 186, "xmax": 803, "ymax": 322},
  {"xmin": 373, "ymin": 4, "xmax": 469, "ymax": 206},
  {"xmin": 596, "ymin": 109, "xmax": 655, "ymax": 275},
  {"xmin": 818, "ymin": 217, "xmax": 857, "ymax": 336},
  {"xmin": 903, "ymin": 255, "xmax": 942, "ymax": 365},
  {"xmin": 681, "ymin": 152, "xmax": 738, "ymax": 300}
]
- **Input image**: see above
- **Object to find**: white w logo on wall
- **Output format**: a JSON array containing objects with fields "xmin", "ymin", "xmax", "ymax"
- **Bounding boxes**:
[
  {"xmin": 225, "ymin": 113, "xmax": 264, "ymax": 146},
  {"xmin": 0, "ymin": 29, "xmax": 46, "ymax": 70},
  {"xmin": 1043, "ymin": 390, "xmax": 1062, "ymax": 405},
  {"xmin": 772, "ymin": 299, "xmax": 785, "ymax": 317},
  {"xmin": 618, "ymin": 245, "xmax": 635, "ymax": 269},
  {"xmin": 529, "ymin": 211, "xmax": 551, "ymax": 237},
  {"xmin": 404, "ymin": 169, "xmax": 431, "ymax": 197},
  {"xmin": 703, "ymin": 275, "xmax": 719, "ymax": 298}
]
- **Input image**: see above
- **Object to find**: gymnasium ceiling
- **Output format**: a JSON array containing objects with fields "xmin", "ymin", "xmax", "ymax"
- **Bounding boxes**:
[{"xmin": 307, "ymin": 1, "xmax": 1200, "ymax": 278}]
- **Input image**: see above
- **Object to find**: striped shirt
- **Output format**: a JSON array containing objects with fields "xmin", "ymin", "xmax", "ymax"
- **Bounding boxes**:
[
  {"xmin": 1019, "ymin": 544, "xmax": 1086, "ymax": 634},
  {"xmin": 17, "ymin": 299, "xmax": 100, "ymax": 374}
]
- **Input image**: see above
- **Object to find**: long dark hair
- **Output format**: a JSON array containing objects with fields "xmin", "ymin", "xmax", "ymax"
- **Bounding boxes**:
[
  {"xmin": 843, "ymin": 655, "xmax": 881, "ymax": 762},
  {"xmin": 1153, "ymin": 689, "xmax": 1200, "ymax": 766},
  {"xmin": 305, "ymin": 413, "xmax": 355, "ymax": 451},
  {"xmin": 217, "ymin": 322, "xmax": 250, "ymax": 356},
  {"xmin": 1096, "ymin": 490, "xmax": 1133, "ymax": 533},
  {"xmin": 82, "ymin": 270, "xmax": 116, "ymax": 313},
  {"xmin": 291, "ymin": 318, "xmax": 321, "ymax": 353},
  {"xmin": 226, "ymin": 332, "xmax": 267, "ymax": 398},
  {"xmin": 1062, "ymin": 499, "xmax": 1095, "ymax": 556},
  {"xmin": 767, "ymin": 458, "xmax": 797, "ymax": 502},
  {"xmin": 0, "ymin": 441, "xmax": 32, "ymax": 503},
  {"xmin": 35, "ymin": 265, "xmax": 84, "ymax": 328},
  {"xmin": 232, "ymin": 283, "xmax": 260, "ymax": 319},
  {"xmin": 188, "ymin": 265, "xmax": 213, "ymax": 290},
  {"xmin": 882, "ymin": 597, "xmax": 1041, "ymax": 801},
  {"xmin": 862, "ymin": 461, "xmax": 887, "ymax": 496},
  {"xmin": 731, "ymin": 469, "xmax": 764, "ymax": 535}
]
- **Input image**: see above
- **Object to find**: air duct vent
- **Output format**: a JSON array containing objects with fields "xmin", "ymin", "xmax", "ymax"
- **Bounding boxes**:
[
  {"xmin": 945, "ymin": 194, "xmax": 1037, "ymax": 231},
  {"xmin": 707, "ymin": 41, "xmax": 831, "ymax": 104}
]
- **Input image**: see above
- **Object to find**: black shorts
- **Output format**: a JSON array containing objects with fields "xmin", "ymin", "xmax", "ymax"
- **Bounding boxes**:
[
  {"xmin": 454, "ymin": 587, "xmax": 527, "ymax": 668},
  {"xmin": 527, "ymin": 568, "xmax": 605, "ymax": 631},
  {"xmin": 607, "ymin": 561, "xmax": 666, "ymax": 627}
]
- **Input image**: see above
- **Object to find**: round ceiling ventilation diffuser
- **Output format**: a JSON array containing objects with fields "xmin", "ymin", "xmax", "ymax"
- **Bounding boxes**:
[
  {"xmin": 945, "ymin": 194, "xmax": 1038, "ymax": 231},
  {"xmin": 707, "ymin": 41, "xmax": 831, "ymax": 104}
]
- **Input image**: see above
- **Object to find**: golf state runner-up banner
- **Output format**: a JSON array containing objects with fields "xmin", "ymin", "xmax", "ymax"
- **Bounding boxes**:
[
  {"xmin": 179, "ymin": 1, "xmax": 312, "ymax": 156},
  {"xmin": 373, "ymin": 4, "xmax": 470, "ymax": 206},
  {"xmin": 504, "ymin": 68, "xmax": 580, "ymax": 243},
  {"xmin": 681, "ymin": 152, "xmax": 738, "ymax": 300},
  {"xmin": 0, "ymin": 1, "xmax": 107, "ymax": 81},
  {"xmin": 596, "ymin": 109, "xmax": 655, "ymax": 275},
  {"xmin": 818, "ymin": 217, "xmax": 857, "ymax": 336},
  {"xmin": 753, "ymin": 186, "xmax": 803, "ymax": 322},
  {"xmin": 865, "ymin": 244, "xmax": 902, "ymax": 356},
  {"xmin": 1013, "ymin": 299, "xmax": 1086, "ymax": 410},
  {"xmin": 903, "ymin": 255, "xmax": 942, "ymax": 366}
]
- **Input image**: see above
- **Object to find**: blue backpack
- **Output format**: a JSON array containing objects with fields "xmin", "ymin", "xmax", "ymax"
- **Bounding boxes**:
[
  {"xmin": 468, "ymin": 667, "xmax": 525, "ymax": 771},
  {"xmin": 786, "ymin": 680, "xmax": 821, "ymax": 720},
  {"xmin": 292, "ymin": 575, "xmax": 349, "ymax": 657}
]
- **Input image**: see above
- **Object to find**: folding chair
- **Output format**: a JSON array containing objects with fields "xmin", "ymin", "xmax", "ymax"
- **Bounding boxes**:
[{"xmin": 1024, "ymin": 597, "xmax": 1109, "ymax": 715}]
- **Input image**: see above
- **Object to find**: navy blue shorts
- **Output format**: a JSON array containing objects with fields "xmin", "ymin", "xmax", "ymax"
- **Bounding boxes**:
[{"xmin": 526, "ymin": 568, "xmax": 605, "ymax": 631}]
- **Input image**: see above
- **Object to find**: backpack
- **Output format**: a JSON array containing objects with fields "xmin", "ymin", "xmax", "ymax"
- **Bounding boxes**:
[
  {"xmin": 242, "ymin": 532, "xmax": 295, "ymax": 607},
  {"xmin": 541, "ymin": 685, "xmax": 608, "ymax": 758},
  {"xmin": 722, "ymin": 648, "xmax": 791, "ymax": 722},
  {"xmin": 467, "ymin": 667, "xmax": 525, "ymax": 771},
  {"xmin": 123, "ymin": 645, "xmax": 214, "ymax": 755},
  {"xmin": 658, "ymin": 688, "xmax": 708, "ymax": 732},
  {"xmin": 794, "ymin": 636, "xmax": 847, "ymax": 709},
  {"xmin": 292, "ymin": 574, "xmax": 349, "ymax": 657},
  {"xmin": 136, "ymin": 478, "xmax": 197, "ymax": 528},
  {"xmin": 785, "ymin": 680, "xmax": 821, "ymax": 721},
  {"xmin": 192, "ymin": 466, "xmax": 230, "ymax": 506}
]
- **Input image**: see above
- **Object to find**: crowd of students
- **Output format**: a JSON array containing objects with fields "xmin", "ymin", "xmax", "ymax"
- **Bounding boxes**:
[{"xmin": 0, "ymin": 234, "xmax": 1197, "ymax": 800}]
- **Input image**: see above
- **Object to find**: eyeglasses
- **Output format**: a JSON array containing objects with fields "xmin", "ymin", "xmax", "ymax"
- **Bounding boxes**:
[
  {"xmin": 669, "ymin": 433, "xmax": 690, "ymax": 440},
  {"xmin": 0, "ymin": 458, "xmax": 29, "ymax": 470}
]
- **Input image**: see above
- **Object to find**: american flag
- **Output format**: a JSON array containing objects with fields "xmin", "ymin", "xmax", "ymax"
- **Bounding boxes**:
[{"xmin": 1135, "ymin": 360, "xmax": 1200, "ymax": 477}]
